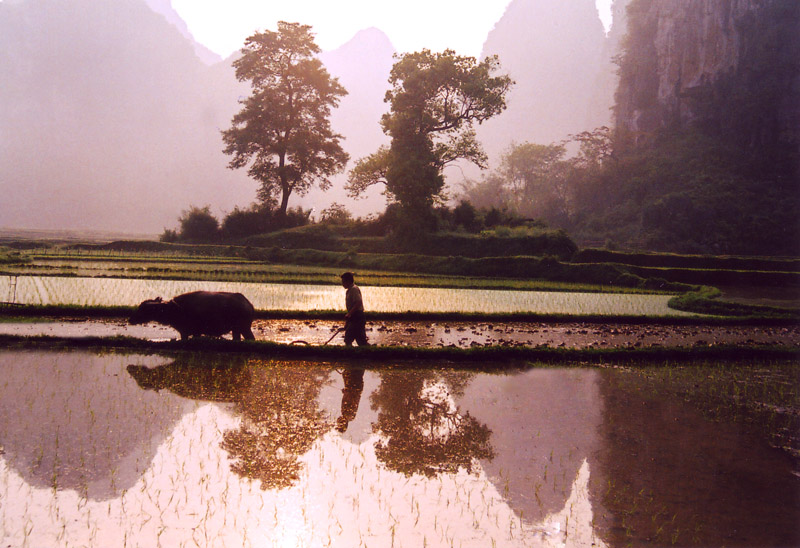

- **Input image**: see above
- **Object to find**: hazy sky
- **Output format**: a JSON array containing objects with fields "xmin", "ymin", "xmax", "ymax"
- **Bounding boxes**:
[{"xmin": 172, "ymin": 0, "xmax": 614, "ymax": 59}]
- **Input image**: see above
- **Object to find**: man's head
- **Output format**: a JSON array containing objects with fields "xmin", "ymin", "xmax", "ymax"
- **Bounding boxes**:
[{"xmin": 340, "ymin": 271, "xmax": 355, "ymax": 288}]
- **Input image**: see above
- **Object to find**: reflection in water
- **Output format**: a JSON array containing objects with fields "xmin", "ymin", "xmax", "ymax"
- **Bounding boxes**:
[
  {"xmin": 1, "ymin": 349, "xmax": 796, "ymax": 547},
  {"xmin": 220, "ymin": 365, "xmax": 331, "ymax": 490},
  {"xmin": 371, "ymin": 370, "xmax": 494, "ymax": 477},
  {"xmin": 336, "ymin": 367, "xmax": 365, "ymax": 433},
  {"xmin": 127, "ymin": 354, "xmax": 333, "ymax": 491},
  {"xmin": 127, "ymin": 354, "xmax": 250, "ymax": 402},
  {"xmin": 458, "ymin": 369, "xmax": 603, "ymax": 525},
  {"xmin": 0, "ymin": 350, "xmax": 190, "ymax": 500},
  {"xmin": 592, "ymin": 369, "xmax": 800, "ymax": 547}
]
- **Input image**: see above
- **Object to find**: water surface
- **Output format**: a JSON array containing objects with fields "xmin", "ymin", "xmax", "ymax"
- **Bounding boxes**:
[
  {"xmin": 0, "ymin": 350, "xmax": 796, "ymax": 547},
  {"xmin": 1, "ymin": 275, "xmax": 689, "ymax": 316}
]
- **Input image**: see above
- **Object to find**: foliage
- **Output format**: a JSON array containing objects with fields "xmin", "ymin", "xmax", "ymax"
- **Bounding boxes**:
[
  {"xmin": 0, "ymin": 247, "xmax": 28, "ymax": 265},
  {"xmin": 590, "ymin": 0, "xmax": 800, "ymax": 255},
  {"xmin": 347, "ymin": 49, "xmax": 512, "ymax": 222},
  {"xmin": 318, "ymin": 202, "xmax": 353, "ymax": 224},
  {"xmin": 170, "ymin": 205, "xmax": 220, "ymax": 243},
  {"xmin": 222, "ymin": 22, "xmax": 348, "ymax": 214},
  {"xmin": 500, "ymin": 142, "xmax": 571, "ymax": 225},
  {"xmin": 243, "ymin": 223, "xmax": 339, "ymax": 251},
  {"xmin": 220, "ymin": 204, "xmax": 309, "ymax": 240},
  {"xmin": 460, "ymin": 128, "xmax": 613, "ymax": 230},
  {"xmin": 570, "ymin": 130, "xmax": 800, "ymax": 255}
]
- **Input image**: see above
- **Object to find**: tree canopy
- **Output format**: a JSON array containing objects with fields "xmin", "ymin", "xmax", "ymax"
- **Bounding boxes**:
[
  {"xmin": 347, "ymin": 49, "xmax": 512, "ymax": 222},
  {"xmin": 222, "ymin": 22, "xmax": 348, "ymax": 215}
]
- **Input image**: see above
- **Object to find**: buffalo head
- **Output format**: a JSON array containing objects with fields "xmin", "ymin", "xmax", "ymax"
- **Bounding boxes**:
[{"xmin": 129, "ymin": 297, "xmax": 174, "ymax": 325}]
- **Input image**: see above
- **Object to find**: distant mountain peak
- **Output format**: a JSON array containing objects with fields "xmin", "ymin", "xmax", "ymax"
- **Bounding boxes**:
[
  {"xmin": 332, "ymin": 27, "xmax": 395, "ymax": 56},
  {"xmin": 143, "ymin": 0, "xmax": 221, "ymax": 65}
]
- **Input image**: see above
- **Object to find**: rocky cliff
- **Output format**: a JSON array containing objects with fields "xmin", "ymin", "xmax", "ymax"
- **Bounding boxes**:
[{"xmin": 614, "ymin": 0, "xmax": 800, "ymax": 155}]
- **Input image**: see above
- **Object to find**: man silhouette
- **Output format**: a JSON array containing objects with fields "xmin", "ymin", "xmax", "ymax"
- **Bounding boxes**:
[{"xmin": 340, "ymin": 271, "xmax": 369, "ymax": 347}]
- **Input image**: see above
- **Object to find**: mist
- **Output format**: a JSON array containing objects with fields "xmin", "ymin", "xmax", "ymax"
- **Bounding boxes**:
[{"xmin": 0, "ymin": 0, "xmax": 620, "ymax": 234}]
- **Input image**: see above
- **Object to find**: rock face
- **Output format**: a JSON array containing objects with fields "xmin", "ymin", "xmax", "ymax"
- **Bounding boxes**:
[
  {"xmin": 477, "ymin": 0, "xmax": 611, "ymax": 160},
  {"xmin": 614, "ymin": 0, "xmax": 800, "ymax": 148}
]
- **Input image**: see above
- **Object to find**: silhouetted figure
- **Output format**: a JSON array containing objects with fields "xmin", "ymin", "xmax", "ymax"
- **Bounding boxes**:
[
  {"xmin": 341, "ymin": 272, "xmax": 368, "ymax": 346},
  {"xmin": 336, "ymin": 367, "xmax": 365, "ymax": 433}
]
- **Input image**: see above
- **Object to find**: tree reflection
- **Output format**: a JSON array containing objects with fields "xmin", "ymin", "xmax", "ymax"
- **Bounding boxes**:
[
  {"xmin": 127, "ymin": 354, "xmax": 250, "ymax": 402},
  {"xmin": 370, "ymin": 370, "xmax": 494, "ymax": 477},
  {"xmin": 128, "ymin": 355, "xmax": 332, "ymax": 491},
  {"xmin": 221, "ymin": 366, "xmax": 330, "ymax": 490}
]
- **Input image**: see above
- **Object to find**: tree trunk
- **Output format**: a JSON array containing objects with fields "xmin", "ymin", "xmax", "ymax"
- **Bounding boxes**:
[{"xmin": 279, "ymin": 189, "xmax": 290, "ymax": 216}]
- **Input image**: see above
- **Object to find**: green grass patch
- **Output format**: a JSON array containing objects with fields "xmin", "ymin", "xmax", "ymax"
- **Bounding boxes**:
[
  {"xmin": 574, "ymin": 248, "xmax": 800, "ymax": 272},
  {"xmin": 669, "ymin": 286, "xmax": 800, "ymax": 320}
]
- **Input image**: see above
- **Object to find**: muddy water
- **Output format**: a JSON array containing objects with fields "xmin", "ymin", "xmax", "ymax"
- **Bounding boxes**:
[
  {"xmin": 0, "ymin": 350, "xmax": 797, "ymax": 547},
  {"xmin": 1, "ymin": 317, "xmax": 798, "ymax": 349},
  {"xmin": 0, "ymin": 275, "xmax": 689, "ymax": 316}
]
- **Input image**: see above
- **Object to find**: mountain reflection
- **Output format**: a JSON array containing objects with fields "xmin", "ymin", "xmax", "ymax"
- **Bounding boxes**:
[
  {"xmin": 0, "ymin": 351, "xmax": 189, "ymax": 500},
  {"xmin": 370, "ymin": 370, "xmax": 494, "ymax": 477}
]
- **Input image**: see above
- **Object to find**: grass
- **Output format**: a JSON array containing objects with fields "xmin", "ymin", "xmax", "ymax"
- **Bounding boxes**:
[
  {"xmin": 669, "ymin": 285, "xmax": 800, "ymax": 319},
  {"xmin": 3, "ymin": 254, "xmax": 679, "ymax": 294},
  {"xmin": 4, "ymin": 245, "xmax": 694, "ymax": 293},
  {"xmin": 4, "ymin": 303, "xmax": 799, "ymax": 326}
]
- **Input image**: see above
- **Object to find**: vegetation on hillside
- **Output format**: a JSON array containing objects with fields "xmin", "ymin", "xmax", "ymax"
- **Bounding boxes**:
[{"xmin": 163, "ymin": 9, "xmax": 799, "ymax": 259}]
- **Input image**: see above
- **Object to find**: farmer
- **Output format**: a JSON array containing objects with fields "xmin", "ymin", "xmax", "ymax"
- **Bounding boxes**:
[{"xmin": 341, "ymin": 271, "xmax": 369, "ymax": 346}]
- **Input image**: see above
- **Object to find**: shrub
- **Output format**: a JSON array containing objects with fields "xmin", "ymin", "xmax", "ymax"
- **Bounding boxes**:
[{"xmin": 177, "ymin": 205, "xmax": 220, "ymax": 243}]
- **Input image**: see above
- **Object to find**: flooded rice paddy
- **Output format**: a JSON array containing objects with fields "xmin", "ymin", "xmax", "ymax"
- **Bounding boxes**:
[
  {"xmin": 1, "ymin": 276, "xmax": 689, "ymax": 316},
  {"xmin": 1, "ymin": 349, "xmax": 797, "ymax": 547}
]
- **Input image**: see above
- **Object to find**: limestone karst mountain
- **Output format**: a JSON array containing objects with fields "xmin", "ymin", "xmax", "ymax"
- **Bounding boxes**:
[
  {"xmin": 613, "ymin": 0, "xmax": 799, "ymax": 157},
  {"xmin": 476, "ymin": 0, "xmax": 614, "ymax": 162},
  {"xmin": 1, "ymin": 0, "xmax": 626, "ymax": 233},
  {"xmin": 300, "ymin": 27, "xmax": 396, "ymax": 218},
  {"xmin": 0, "ymin": 0, "xmax": 251, "ymax": 233},
  {"xmin": 142, "ymin": 0, "xmax": 222, "ymax": 65}
]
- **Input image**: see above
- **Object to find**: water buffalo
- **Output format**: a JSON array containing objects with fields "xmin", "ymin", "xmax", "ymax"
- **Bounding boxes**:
[{"xmin": 129, "ymin": 291, "xmax": 256, "ymax": 341}]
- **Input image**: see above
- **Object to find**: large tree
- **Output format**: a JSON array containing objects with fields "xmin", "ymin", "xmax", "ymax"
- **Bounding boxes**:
[
  {"xmin": 346, "ymin": 49, "xmax": 512, "ymax": 223},
  {"xmin": 222, "ymin": 22, "xmax": 348, "ymax": 215}
]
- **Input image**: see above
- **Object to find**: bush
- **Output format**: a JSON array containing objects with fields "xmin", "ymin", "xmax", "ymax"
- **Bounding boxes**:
[
  {"xmin": 319, "ymin": 203, "xmax": 353, "ymax": 224},
  {"xmin": 176, "ymin": 206, "xmax": 220, "ymax": 243}
]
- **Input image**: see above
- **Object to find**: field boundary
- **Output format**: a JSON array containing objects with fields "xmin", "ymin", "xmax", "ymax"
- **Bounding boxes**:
[
  {"xmin": 3, "ymin": 304, "xmax": 800, "ymax": 325},
  {"xmin": 1, "ymin": 334, "xmax": 796, "ymax": 366}
]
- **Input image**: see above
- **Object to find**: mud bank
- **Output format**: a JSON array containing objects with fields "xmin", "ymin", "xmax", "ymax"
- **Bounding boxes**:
[{"xmin": 0, "ymin": 317, "xmax": 798, "ymax": 350}]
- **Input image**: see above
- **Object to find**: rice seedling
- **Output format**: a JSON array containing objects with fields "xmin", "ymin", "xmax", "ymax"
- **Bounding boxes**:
[
  {"xmin": 1, "ymin": 275, "xmax": 689, "ymax": 316},
  {"xmin": 1, "ymin": 349, "xmax": 796, "ymax": 546}
]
